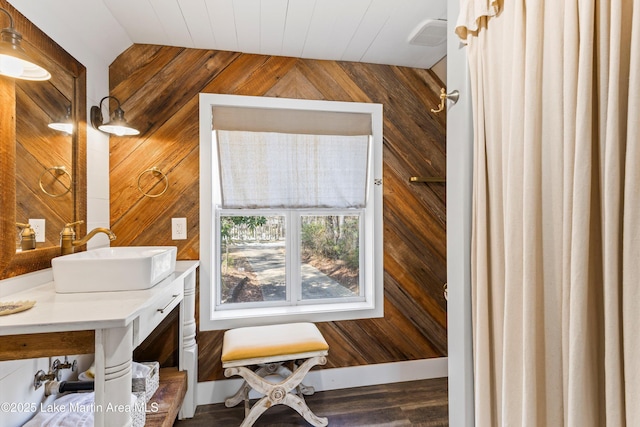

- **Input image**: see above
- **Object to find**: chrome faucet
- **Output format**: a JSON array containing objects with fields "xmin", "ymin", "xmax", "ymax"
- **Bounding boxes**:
[{"xmin": 60, "ymin": 220, "xmax": 116, "ymax": 255}]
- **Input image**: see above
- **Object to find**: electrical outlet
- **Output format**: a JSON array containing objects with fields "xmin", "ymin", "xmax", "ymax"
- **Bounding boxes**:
[
  {"xmin": 29, "ymin": 219, "xmax": 46, "ymax": 243},
  {"xmin": 172, "ymin": 218, "xmax": 187, "ymax": 240}
]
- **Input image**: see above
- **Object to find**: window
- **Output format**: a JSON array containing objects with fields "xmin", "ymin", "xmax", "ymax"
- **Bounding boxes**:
[
  {"xmin": 218, "ymin": 212, "xmax": 363, "ymax": 307},
  {"xmin": 199, "ymin": 94, "xmax": 383, "ymax": 330}
]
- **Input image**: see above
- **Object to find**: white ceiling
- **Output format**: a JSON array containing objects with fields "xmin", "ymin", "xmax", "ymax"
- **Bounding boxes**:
[{"xmin": 100, "ymin": 0, "xmax": 447, "ymax": 69}]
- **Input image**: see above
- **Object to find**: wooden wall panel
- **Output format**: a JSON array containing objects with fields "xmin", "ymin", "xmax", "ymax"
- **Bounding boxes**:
[{"xmin": 109, "ymin": 45, "xmax": 447, "ymax": 380}]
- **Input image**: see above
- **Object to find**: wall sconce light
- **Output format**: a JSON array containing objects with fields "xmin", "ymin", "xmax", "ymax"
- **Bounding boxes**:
[
  {"xmin": 0, "ymin": 8, "xmax": 51, "ymax": 81},
  {"xmin": 48, "ymin": 105, "xmax": 73, "ymax": 134},
  {"xmin": 90, "ymin": 96, "xmax": 140, "ymax": 136}
]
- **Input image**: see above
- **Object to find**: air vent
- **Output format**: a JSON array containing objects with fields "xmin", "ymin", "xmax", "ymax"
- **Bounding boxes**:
[{"xmin": 408, "ymin": 19, "xmax": 447, "ymax": 47}]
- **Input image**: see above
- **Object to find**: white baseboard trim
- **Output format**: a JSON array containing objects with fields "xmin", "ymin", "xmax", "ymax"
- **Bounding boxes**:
[{"xmin": 196, "ymin": 357, "xmax": 448, "ymax": 406}]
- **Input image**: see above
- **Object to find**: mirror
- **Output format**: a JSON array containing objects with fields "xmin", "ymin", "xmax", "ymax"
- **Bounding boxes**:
[
  {"xmin": 0, "ymin": 0, "xmax": 86, "ymax": 279},
  {"xmin": 16, "ymin": 70, "xmax": 75, "ymax": 249}
]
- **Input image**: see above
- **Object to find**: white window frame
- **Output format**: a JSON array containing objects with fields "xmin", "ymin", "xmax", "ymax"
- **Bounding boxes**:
[{"xmin": 199, "ymin": 93, "xmax": 383, "ymax": 330}]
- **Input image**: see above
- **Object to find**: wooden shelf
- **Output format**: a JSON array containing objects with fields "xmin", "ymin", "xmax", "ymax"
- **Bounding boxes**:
[{"xmin": 145, "ymin": 368, "xmax": 187, "ymax": 427}]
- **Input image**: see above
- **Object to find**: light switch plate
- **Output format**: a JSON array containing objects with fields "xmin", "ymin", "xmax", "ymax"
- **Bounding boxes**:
[
  {"xmin": 29, "ymin": 219, "xmax": 46, "ymax": 242},
  {"xmin": 172, "ymin": 218, "xmax": 187, "ymax": 240}
]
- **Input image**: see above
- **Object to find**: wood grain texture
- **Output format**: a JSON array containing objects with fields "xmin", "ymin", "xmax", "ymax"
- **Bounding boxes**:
[
  {"xmin": 0, "ymin": 75, "xmax": 16, "ymax": 274},
  {"xmin": 109, "ymin": 45, "xmax": 447, "ymax": 381},
  {"xmin": 16, "ymin": 82, "xmax": 74, "ymax": 247},
  {"xmin": 145, "ymin": 368, "xmax": 187, "ymax": 427},
  {"xmin": 175, "ymin": 377, "xmax": 448, "ymax": 426},
  {"xmin": 0, "ymin": 331, "xmax": 94, "ymax": 361}
]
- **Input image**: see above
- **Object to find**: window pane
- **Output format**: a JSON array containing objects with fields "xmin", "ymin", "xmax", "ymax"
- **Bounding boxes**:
[
  {"xmin": 219, "ymin": 215, "xmax": 286, "ymax": 304},
  {"xmin": 300, "ymin": 215, "xmax": 360, "ymax": 300}
]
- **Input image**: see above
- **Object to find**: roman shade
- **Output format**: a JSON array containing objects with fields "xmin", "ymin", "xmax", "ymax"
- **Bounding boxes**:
[{"xmin": 216, "ymin": 130, "xmax": 370, "ymax": 209}]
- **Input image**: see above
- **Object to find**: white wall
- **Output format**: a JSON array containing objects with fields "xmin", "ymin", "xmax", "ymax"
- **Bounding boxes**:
[
  {"xmin": 446, "ymin": 0, "xmax": 475, "ymax": 425},
  {"xmin": 1, "ymin": 4, "xmax": 131, "ymax": 425},
  {"xmin": 431, "ymin": 56, "xmax": 447, "ymax": 84}
]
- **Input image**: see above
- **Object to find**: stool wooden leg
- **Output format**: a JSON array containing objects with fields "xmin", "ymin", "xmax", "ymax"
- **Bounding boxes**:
[
  {"xmin": 292, "ymin": 361, "xmax": 316, "ymax": 395},
  {"xmin": 283, "ymin": 392, "xmax": 328, "ymax": 427},
  {"xmin": 224, "ymin": 356, "xmax": 328, "ymax": 427},
  {"xmin": 240, "ymin": 396, "xmax": 271, "ymax": 427},
  {"xmin": 225, "ymin": 381, "xmax": 250, "ymax": 408}
]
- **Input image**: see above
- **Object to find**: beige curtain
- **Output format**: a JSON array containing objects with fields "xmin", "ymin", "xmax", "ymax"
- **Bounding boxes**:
[{"xmin": 457, "ymin": 0, "xmax": 640, "ymax": 425}]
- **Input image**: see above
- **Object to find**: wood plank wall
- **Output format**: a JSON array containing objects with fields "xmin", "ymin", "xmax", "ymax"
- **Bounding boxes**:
[{"xmin": 109, "ymin": 45, "xmax": 447, "ymax": 381}]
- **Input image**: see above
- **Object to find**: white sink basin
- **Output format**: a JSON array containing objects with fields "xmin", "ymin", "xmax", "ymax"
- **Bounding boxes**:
[{"xmin": 52, "ymin": 246, "xmax": 177, "ymax": 293}]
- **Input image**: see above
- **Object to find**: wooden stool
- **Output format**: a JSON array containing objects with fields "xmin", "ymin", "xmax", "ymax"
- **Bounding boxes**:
[{"xmin": 221, "ymin": 322, "xmax": 329, "ymax": 427}]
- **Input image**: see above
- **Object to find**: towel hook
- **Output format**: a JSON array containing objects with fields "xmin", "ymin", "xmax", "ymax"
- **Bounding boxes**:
[{"xmin": 431, "ymin": 88, "xmax": 460, "ymax": 113}]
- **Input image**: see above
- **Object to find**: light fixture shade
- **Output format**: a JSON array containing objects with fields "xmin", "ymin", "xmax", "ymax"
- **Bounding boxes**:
[
  {"xmin": 0, "ymin": 16, "xmax": 51, "ymax": 81},
  {"xmin": 98, "ymin": 106, "xmax": 140, "ymax": 136},
  {"xmin": 90, "ymin": 96, "xmax": 140, "ymax": 136},
  {"xmin": 48, "ymin": 105, "xmax": 73, "ymax": 134}
]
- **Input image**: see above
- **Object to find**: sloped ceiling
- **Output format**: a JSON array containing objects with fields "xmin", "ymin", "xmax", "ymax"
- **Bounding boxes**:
[
  {"xmin": 10, "ymin": 0, "xmax": 447, "ymax": 69},
  {"xmin": 104, "ymin": 0, "xmax": 447, "ymax": 68}
]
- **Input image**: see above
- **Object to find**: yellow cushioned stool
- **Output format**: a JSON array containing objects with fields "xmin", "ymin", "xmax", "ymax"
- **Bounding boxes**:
[{"xmin": 222, "ymin": 322, "xmax": 329, "ymax": 427}]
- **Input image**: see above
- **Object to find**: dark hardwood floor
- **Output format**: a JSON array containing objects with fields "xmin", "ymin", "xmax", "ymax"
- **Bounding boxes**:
[{"xmin": 174, "ymin": 378, "xmax": 448, "ymax": 426}]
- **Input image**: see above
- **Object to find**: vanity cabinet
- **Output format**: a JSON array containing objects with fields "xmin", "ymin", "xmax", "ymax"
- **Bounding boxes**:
[{"xmin": 0, "ymin": 261, "xmax": 199, "ymax": 427}]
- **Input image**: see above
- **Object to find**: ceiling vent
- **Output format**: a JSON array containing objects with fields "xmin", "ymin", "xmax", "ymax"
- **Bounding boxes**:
[{"xmin": 408, "ymin": 20, "xmax": 447, "ymax": 47}]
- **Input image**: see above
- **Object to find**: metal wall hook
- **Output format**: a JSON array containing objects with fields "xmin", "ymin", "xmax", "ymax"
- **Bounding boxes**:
[{"xmin": 430, "ymin": 88, "xmax": 460, "ymax": 113}]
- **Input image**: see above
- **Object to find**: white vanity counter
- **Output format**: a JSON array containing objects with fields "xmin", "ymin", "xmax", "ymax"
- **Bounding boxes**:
[
  {"xmin": 0, "ymin": 261, "xmax": 195, "ymax": 335},
  {"xmin": 0, "ymin": 260, "xmax": 199, "ymax": 427}
]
